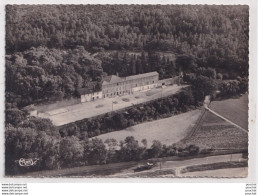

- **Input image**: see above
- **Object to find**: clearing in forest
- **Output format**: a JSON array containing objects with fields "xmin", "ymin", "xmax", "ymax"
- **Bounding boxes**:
[
  {"xmin": 210, "ymin": 94, "xmax": 248, "ymax": 130},
  {"xmin": 95, "ymin": 109, "xmax": 202, "ymax": 148},
  {"xmin": 39, "ymin": 84, "xmax": 185, "ymax": 126},
  {"xmin": 183, "ymin": 111, "xmax": 248, "ymax": 150}
]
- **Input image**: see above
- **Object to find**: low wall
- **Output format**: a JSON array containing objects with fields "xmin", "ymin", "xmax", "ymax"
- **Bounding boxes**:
[
  {"xmin": 36, "ymin": 97, "xmax": 81, "ymax": 113},
  {"xmin": 158, "ymin": 76, "xmax": 180, "ymax": 86}
]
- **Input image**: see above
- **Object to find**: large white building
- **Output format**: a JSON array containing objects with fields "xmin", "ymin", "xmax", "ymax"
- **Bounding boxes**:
[
  {"xmin": 102, "ymin": 72, "xmax": 159, "ymax": 98},
  {"xmin": 78, "ymin": 72, "xmax": 159, "ymax": 102}
]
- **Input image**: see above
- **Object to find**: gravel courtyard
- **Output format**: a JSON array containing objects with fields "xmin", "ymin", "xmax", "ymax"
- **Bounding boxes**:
[{"xmin": 39, "ymin": 84, "xmax": 186, "ymax": 126}]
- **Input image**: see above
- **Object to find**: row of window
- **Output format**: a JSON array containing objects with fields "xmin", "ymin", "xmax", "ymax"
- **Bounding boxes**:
[
  {"xmin": 104, "ymin": 77, "xmax": 158, "ymax": 88},
  {"xmin": 117, "ymin": 76, "xmax": 158, "ymax": 86},
  {"xmin": 84, "ymin": 92, "xmax": 100, "ymax": 96},
  {"xmin": 103, "ymin": 80, "xmax": 156, "ymax": 90},
  {"xmin": 104, "ymin": 90, "xmax": 132, "ymax": 98},
  {"xmin": 103, "ymin": 81, "xmax": 157, "ymax": 94},
  {"xmin": 103, "ymin": 84, "xmax": 156, "ymax": 98}
]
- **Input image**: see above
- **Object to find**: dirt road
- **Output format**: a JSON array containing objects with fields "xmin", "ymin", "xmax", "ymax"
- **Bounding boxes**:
[
  {"xmin": 18, "ymin": 153, "xmax": 245, "ymax": 178},
  {"xmin": 181, "ymin": 167, "xmax": 247, "ymax": 177},
  {"xmin": 39, "ymin": 84, "xmax": 186, "ymax": 126},
  {"xmin": 111, "ymin": 153, "xmax": 245, "ymax": 177},
  {"xmin": 111, "ymin": 154, "xmax": 246, "ymax": 177}
]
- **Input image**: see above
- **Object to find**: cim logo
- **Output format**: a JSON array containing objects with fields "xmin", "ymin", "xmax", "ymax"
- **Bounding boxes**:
[{"xmin": 15, "ymin": 158, "xmax": 39, "ymax": 167}]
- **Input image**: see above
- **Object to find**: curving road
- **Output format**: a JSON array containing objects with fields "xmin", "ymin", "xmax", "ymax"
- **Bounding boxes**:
[{"xmin": 111, "ymin": 153, "xmax": 245, "ymax": 177}]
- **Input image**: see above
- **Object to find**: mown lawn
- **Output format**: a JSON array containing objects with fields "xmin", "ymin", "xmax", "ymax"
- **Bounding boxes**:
[
  {"xmin": 184, "ymin": 112, "xmax": 248, "ymax": 150},
  {"xmin": 210, "ymin": 94, "xmax": 248, "ymax": 130},
  {"xmin": 95, "ymin": 109, "xmax": 202, "ymax": 148}
]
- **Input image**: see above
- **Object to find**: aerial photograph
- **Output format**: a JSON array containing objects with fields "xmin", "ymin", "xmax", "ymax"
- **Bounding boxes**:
[{"xmin": 5, "ymin": 5, "xmax": 248, "ymax": 178}]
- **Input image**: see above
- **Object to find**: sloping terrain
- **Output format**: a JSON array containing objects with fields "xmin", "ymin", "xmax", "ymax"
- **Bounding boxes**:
[
  {"xmin": 183, "ymin": 111, "xmax": 248, "ymax": 150},
  {"xmin": 210, "ymin": 94, "xmax": 248, "ymax": 130},
  {"xmin": 95, "ymin": 109, "xmax": 202, "ymax": 147}
]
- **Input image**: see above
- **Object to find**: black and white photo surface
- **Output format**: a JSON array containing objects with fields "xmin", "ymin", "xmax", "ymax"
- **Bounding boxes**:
[{"xmin": 5, "ymin": 4, "xmax": 249, "ymax": 178}]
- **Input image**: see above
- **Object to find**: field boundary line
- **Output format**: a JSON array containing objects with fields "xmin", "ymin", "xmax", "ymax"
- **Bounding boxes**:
[
  {"xmin": 205, "ymin": 106, "xmax": 248, "ymax": 133},
  {"xmin": 181, "ymin": 108, "xmax": 206, "ymax": 142},
  {"xmin": 204, "ymin": 95, "xmax": 248, "ymax": 133}
]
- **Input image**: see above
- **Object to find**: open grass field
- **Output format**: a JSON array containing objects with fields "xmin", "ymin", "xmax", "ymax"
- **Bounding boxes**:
[
  {"xmin": 39, "ymin": 84, "xmax": 186, "ymax": 126},
  {"xmin": 210, "ymin": 94, "xmax": 248, "ymax": 130},
  {"xmin": 183, "ymin": 111, "xmax": 248, "ymax": 150},
  {"xmin": 181, "ymin": 167, "xmax": 247, "ymax": 177},
  {"xmin": 95, "ymin": 109, "xmax": 202, "ymax": 147}
]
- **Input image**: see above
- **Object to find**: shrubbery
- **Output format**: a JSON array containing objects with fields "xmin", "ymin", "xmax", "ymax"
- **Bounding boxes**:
[
  {"xmin": 218, "ymin": 77, "xmax": 248, "ymax": 97},
  {"xmin": 58, "ymin": 88, "xmax": 197, "ymax": 140},
  {"xmin": 5, "ymin": 128, "xmax": 203, "ymax": 175},
  {"xmin": 4, "ymin": 4, "xmax": 249, "ymax": 176}
]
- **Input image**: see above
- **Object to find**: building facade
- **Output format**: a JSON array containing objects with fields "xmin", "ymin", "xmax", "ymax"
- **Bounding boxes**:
[
  {"xmin": 78, "ymin": 88, "xmax": 103, "ymax": 103},
  {"xmin": 102, "ymin": 72, "xmax": 159, "ymax": 98},
  {"xmin": 78, "ymin": 71, "xmax": 159, "ymax": 102}
]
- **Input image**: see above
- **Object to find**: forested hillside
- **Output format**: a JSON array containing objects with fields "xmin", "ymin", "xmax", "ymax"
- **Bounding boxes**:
[
  {"xmin": 5, "ymin": 5, "xmax": 249, "ymax": 175},
  {"xmin": 6, "ymin": 46, "xmax": 103, "ymax": 108},
  {"xmin": 6, "ymin": 5, "xmax": 249, "ymax": 108},
  {"xmin": 6, "ymin": 5, "xmax": 248, "ymax": 57}
]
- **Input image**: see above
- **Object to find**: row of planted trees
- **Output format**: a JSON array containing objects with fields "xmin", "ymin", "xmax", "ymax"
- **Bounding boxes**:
[
  {"xmin": 5, "ymin": 124, "xmax": 203, "ymax": 176},
  {"xmin": 58, "ymin": 88, "xmax": 197, "ymax": 140},
  {"xmin": 5, "ymin": 64, "xmax": 248, "ymax": 176}
]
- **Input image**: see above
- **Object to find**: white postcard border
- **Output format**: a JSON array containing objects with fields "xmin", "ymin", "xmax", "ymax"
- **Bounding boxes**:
[{"xmin": 0, "ymin": 0, "xmax": 256, "ymax": 183}]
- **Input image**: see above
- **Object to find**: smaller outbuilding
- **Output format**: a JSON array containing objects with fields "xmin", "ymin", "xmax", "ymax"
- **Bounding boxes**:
[
  {"xmin": 77, "ymin": 88, "xmax": 103, "ymax": 103},
  {"xmin": 158, "ymin": 76, "xmax": 181, "ymax": 87}
]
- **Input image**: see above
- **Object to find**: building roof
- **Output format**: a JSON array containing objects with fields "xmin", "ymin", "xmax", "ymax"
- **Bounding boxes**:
[
  {"xmin": 77, "ymin": 88, "xmax": 93, "ymax": 95},
  {"xmin": 77, "ymin": 87, "xmax": 101, "ymax": 95},
  {"xmin": 125, "ymin": 71, "xmax": 158, "ymax": 82},
  {"xmin": 102, "ymin": 71, "xmax": 159, "ymax": 85}
]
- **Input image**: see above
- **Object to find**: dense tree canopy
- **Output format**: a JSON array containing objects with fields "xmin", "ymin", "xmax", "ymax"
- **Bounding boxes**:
[
  {"xmin": 6, "ymin": 5, "xmax": 248, "ymax": 63},
  {"xmin": 6, "ymin": 46, "xmax": 102, "ymax": 107},
  {"xmin": 5, "ymin": 5, "xmax": 249, "ymax": 175},
  {"xmin": 6, "ymin": 5, "xmax": 249, "ymax": 108}
]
